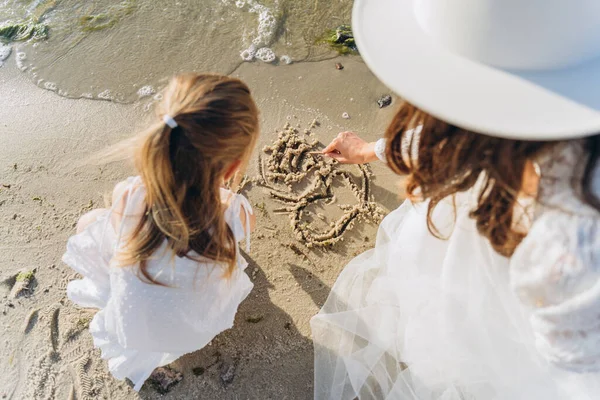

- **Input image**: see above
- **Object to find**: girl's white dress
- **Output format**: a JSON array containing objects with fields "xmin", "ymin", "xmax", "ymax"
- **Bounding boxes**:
[
  {"xmin": 62, "ymin": 177, "xmax": 254, "ymax": 391},
  {"xmin": 311, "ymin": 141, "xmax": 600, "ymax": 399}
]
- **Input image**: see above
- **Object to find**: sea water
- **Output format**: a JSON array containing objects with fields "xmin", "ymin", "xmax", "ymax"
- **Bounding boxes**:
[{"xmin": 0, "ymin": 0, "xmax": 351, "ymax": 102}]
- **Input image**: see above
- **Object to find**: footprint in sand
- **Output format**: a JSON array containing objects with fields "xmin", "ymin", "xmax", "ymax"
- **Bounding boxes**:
[
  {"xmin": 19, "ymin": 304, "xmax": 113, "ymax": 400},
  {"xmin": 22, "ymin": 309, "xmax": 39, "ymax": 334}
]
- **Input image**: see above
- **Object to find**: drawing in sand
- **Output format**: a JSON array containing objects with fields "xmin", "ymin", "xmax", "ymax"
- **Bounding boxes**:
[{"xmin": 255, "ymin": 122, "xmax": 385, "ymax": 248}]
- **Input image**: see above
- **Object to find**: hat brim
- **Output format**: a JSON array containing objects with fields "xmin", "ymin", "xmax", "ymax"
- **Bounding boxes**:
[{"xmin": 353, "ymin": 0, "xmax": 600, "ymax": 140}]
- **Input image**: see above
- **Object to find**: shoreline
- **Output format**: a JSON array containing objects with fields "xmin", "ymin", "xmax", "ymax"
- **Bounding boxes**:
[{"xmin": 0, "ymin": 56, "xmax": 401, "ymax": 399}]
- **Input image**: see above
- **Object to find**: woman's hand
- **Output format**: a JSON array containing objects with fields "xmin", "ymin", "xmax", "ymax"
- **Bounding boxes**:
[{"xmin": 321, "ymin": 131, "xmax": 378, "ymax": 164}]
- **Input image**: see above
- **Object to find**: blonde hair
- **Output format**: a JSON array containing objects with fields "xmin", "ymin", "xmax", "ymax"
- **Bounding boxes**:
[{"xmin": 117, "ymin": 73, "xmax": 259, "ymax": 284}]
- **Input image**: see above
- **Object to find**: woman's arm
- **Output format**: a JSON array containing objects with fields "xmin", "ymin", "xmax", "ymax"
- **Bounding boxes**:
[
  {"xmin": 321, "ymin": 131, "xmax": 380, "ymax": 164},
  {"xmin": 511, "ymin": 209, "xmax": 600, "ymax": 372}
]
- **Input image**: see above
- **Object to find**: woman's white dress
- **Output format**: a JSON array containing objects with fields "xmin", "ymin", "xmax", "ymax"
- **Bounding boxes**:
[
  {"xmin": 62, "ymin": 177, "xmax": 254, "ymax": 391},
  {"xmin": 311, "ymin": 141, "xmax": 600, "ymax": 399}
]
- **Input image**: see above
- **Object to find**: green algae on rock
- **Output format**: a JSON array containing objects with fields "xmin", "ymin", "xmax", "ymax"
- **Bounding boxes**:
[
  {"xmin": 16, "ymin": 269, "xmax": 35, "ymax": 282},
  {"xmin": 0, "ymin": 0, "xmax": 56, "ymax": 43},
  {"xmin": 10, "ymin": 268, "xmax": 36, "ymax": 298},
  {"xmin": 79, "ymin": 0, "xmax": 137, "ymax": 32},
  {"xmin": 319, "ymin": 24, "xmax": 358, "ymax": 55},
  {"xmin": 0, "ymin": 21, "xmax": 48, "ymax": 42}
]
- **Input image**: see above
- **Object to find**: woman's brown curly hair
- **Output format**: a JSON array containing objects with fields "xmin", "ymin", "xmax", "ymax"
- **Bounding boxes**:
[{"xmin": 385, "ymin": 101, "xmax": 600, "ymax": 257}]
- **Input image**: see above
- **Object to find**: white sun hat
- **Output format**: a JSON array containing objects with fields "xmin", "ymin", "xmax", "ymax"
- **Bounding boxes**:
[{"xmin": 353, "ymin": 0, "xmax": 600, "ymax": 140}]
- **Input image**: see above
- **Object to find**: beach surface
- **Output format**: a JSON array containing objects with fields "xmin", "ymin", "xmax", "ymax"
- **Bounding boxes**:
[{"xmin": 0, "ymin": 56, "xmax": 401, "ymax": 399}]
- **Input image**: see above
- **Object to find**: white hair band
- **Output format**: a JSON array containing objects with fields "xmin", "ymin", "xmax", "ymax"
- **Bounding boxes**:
[{"xmin": 163, "ymin": 114, "xmax": 178, "ymax": 129}]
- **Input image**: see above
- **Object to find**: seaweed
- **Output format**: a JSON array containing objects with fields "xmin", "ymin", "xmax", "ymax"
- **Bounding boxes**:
[
  {"xmin": 16, "ymin": 269, "xmax": 35, "ymax": 282},
  {"xmin": 0, "ymin": 21, "xmax": 48, "ymax": 42},
  {"xmin": 10, "ymin": 268, "xmax": 37, "ymax": 298},
  {"xmin": 318, "ymin": 25, "xmax": 359, "ymax": 55},
  {"xmin": 79, "ymin": 0, "xmax": 136, "ymax": 32}
]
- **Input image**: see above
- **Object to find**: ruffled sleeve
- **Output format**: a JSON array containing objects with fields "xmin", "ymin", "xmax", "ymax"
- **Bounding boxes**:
[
  {"xmin": 221, "ymin": 188, "xmax": 253, "ymax": 253},
  {"xmin": 62, "ymin": 177, "xmax": 138, "ymax": 309},
  {"xmin": 511, "ymin": 210, "xmax": 600, "ymax": 372},
  {"xmin": 510, "ymin": 141, "xmax": 600, "ymax": 372},
  {"xmin": 63, "ymin": 208, "xmax": 115, "ymax": 309}
]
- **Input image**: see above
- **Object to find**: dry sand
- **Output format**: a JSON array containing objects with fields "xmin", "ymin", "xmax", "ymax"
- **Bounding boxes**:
[{"xmin": 0, "ymin": 56, "xmax": 401, "ymax": 399}]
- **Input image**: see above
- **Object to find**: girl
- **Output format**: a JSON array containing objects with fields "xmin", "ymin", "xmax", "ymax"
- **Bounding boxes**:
[
  {"xmin": 312, "ymin": 0, "xmax": 600, "ymax": 399},
  {"xmin": 63, "ymin": 74, "xmax": 259, "ymax": 391}
]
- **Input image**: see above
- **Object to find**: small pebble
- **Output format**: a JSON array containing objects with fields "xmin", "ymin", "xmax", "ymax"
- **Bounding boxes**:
[
  {"xmin": 148, "ymin": 367, "xmax": 183, "ymax": 394},
  {"xmin": 342, "ymin": 112, "xmax": 350, "ymax": 119},
  {"xmin": 246, "ymin": 315, "xmax": 264, "ymax": 324},
  {"xmin": 377, "ymin": 94, "xmax": 393, "ymax": 108},
  {"xmin": 220, "ymin": 363, "xmax": 236, "ymax": 385},
  {"xmin": 335, "ymin": 63, "xmax": 344, "ymax": 70}
]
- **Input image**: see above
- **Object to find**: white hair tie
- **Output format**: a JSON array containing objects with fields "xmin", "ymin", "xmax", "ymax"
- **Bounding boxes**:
[{"xmin": 163, "ymin": 114, "xmax": 178, "ymax": 129}]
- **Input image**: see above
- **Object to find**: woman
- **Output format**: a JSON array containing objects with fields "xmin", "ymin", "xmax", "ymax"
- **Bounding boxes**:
[{"xmin": 311, "ymin": 0, "xmax": 600, "ymax": 399}]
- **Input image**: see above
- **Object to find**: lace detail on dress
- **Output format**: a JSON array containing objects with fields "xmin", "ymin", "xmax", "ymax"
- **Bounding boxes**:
[
  {"xmin": 511, "ymin": 140, "xmax": 600, "ymax": 373},
  {"xmin": 535, "ymin": 140, "xmax": 598, "ymax": 217}
]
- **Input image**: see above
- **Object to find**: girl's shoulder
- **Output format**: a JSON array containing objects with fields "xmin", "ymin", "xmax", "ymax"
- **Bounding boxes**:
[
  {"xmin": 112, "ymin": 176, "xmax": 146, "ymax": 213},
  {"xmin": 99, "ymin": 178, "xmax": 145, "ymax": 242}
]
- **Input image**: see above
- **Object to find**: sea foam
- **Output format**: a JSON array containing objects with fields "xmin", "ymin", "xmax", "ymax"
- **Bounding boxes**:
[
  {"xmin": 255, "ymin": 47, "xmax": 275, "ymax": 63},
  {"xmin": 237, "ymin": 0, "xmax": 280, "ymax": 63},
  {"xmin": 0, "ymin": 44, "xmax": 12, "ymax": 67},
  {"xmin": 16, "ymin": 51, "xmax": 27, "ymax": 71},
  {"xmin": 137, "ymin": 85, "xmax": 155, "ymax": 98}
]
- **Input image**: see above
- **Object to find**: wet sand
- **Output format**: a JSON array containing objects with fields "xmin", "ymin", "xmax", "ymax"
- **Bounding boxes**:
[{"xmin": 0, "ymin": 56, "xmax": 401, "ymax": 399}]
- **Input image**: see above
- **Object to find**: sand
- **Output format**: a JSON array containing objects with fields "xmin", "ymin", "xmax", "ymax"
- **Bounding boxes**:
[{"xmin": 0, "ymin": 56, "xmax": 401, "ymax": 399}]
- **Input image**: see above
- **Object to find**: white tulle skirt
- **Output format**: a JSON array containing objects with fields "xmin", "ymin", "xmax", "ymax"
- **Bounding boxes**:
[{"xmin": 311, "ymin": 196, "xmax": 600, "ymax": 400}]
